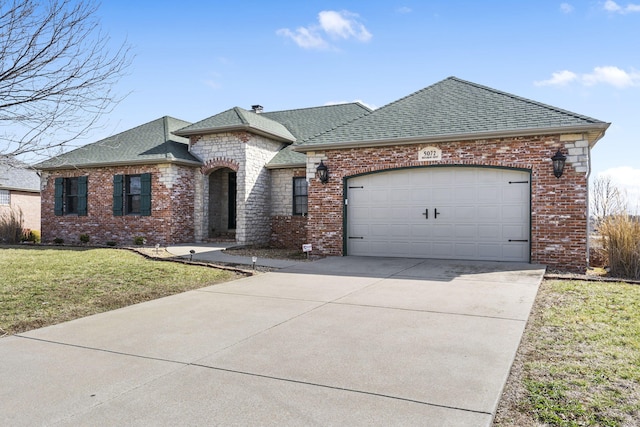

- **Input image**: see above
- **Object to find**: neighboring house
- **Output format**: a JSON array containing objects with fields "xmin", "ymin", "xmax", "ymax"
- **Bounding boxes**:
[
  {"xmin": 37, "ymin": 77, "xmax": 609, "ymax": 272},
  {"xmin": 0, "ymin": 159, "xmax": 41, "ymax": 231}
]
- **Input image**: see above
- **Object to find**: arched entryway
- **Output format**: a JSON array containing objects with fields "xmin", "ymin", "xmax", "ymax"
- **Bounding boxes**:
[{"xmin": 207, "ymin": 168, "xmax": 237, "ymax": 239}]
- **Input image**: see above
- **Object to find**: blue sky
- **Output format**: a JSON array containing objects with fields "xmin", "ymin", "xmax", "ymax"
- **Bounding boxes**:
[{"xmin": 88, "ymin": 0, "xmax": 639, "ymax": 205}]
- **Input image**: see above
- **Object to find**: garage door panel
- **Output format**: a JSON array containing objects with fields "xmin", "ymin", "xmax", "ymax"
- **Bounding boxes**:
[
  {"xmin": 454, "ymin": 187, "xmax": 477, "ymax": 203},
  {"xmin": 347, "ymin": 167, "xmax": 530, "ymax": 262},
  {"xmin": 370, "ymin": 189, "xmax": 389, "ymax": 203}
]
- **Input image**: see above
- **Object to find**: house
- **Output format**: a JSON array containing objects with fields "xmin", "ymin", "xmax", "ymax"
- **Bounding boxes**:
[
  {"xmin": 0, "ymin": 159, "xmax": 41, "ymax": 232},
  {"xmin": 37, "ymin": 77, "xmax": 609, "ymax": 272}
]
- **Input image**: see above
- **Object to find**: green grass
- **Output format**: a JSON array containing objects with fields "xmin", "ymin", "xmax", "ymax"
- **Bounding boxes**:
[
  {"xmin": 496, "ymin": 279, "xmax": 640, "ymax": 426},
  {"xmin": 0, "ymin": 246, "xmax": 239, "ymax": 335}
]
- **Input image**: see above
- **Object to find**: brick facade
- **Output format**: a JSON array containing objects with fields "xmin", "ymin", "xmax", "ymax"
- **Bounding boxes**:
[
  {"xmin": 305, "ymin": 134, "xmax": 591, "ymax": 272},
  {"xmin": 40, "ymin": 164, "xmax": 195, "ymax": 246},
  {"xmin": 269, "ymin": 167, "xmax": 308, "ymax": 248}
]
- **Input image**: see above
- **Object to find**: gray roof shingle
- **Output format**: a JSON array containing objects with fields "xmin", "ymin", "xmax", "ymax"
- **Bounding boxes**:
[
  {"xmin": 0, "ymin": 159, "xmax": 40, "ymax": 192},
  {"xmin": 297, "ymin": 77, "xmax": 609, "ymax": 148},
  {"xmin": 36, "ymin": 116, "xmax": 199, "ymax": 169}
]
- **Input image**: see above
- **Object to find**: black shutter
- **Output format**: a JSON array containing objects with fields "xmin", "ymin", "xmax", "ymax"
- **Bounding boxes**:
[
  {"xmin": 140, "ymin": 173, "xmax": 152, "ymax": 216},
  {"xmin": 77, "ymin": 176, "xmax": 88, "ymax": 216},
  {"xmin": 113, "ymin": 175, "xmax": 123, "ymax": 216},
  {"xmin": 54, "ymin": 178, "xmax": 64, "ymax": 216}
]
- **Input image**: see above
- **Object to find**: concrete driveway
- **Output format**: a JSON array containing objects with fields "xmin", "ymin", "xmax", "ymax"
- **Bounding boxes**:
[{"xmin": 1, "ymin": 257, "xmax": 544, "ymax": 426}]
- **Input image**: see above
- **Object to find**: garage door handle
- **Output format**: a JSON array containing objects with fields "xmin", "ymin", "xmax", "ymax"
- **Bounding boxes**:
[
  {"xmin": 422, "ymin": 208, "xmax": 429, "ymax": 219},
  {"xmin": 434, "ymin": 208, "xmax": 440, "ymax": 219},
  {"xmin": 349, "ymin": 236, "xmax": 364, "ymax": 239},
  {"xmin": 508, "ymin": 239, "xmax": 529, "ymax": 242}
]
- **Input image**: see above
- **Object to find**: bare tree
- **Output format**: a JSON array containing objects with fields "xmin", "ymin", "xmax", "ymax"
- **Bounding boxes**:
[
  {"xmin": 0, "ymin": 0, "xmax": 131, "ymax": 164},
  {"xmin": 590, "ymin": 175, "xmax": 627, "ymax": 226}
]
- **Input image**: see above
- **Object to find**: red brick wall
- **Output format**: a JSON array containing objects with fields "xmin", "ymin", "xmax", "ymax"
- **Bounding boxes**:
[
  {"xmin": 41, "ymin": 164, "xmax": 195, "ymax": 246},
  {"xmin": 270, "ymin": 215, "xmax": 308, "ymax": 249},
  {"xmin": 307, "ymin": 135, "xmax": 589, "ymax": 272}
]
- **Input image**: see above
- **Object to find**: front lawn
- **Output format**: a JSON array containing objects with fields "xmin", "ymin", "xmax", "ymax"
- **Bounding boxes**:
[
  {"xmin": 495, "ymin": 279, "xmax": 640, "ymax": 426},
  {"xmin": 0, "ymin": 246, "xmax": 240, "ymax": 336}
]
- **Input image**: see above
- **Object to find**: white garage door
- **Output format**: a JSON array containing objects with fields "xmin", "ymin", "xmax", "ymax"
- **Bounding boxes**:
[{"xmin": 346, "ymin": 167, "xmax": 530, "ymax": 262}]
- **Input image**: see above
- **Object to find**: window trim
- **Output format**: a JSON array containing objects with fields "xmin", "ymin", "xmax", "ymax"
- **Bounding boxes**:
[{"xmin": 292, "ymin": 177, "xmax": 308, "ymax": 216}]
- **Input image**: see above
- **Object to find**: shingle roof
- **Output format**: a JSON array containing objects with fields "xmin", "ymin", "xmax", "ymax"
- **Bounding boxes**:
[
  {"xmin": 0, "ymin": 158, "xmax": 40, "ymax": 192},
  {"xmin": 175, "ymin": 107, "xmax": 296, "ymax": 142},
  {"xmin": 297, "ymin": 76, "xmax": 610, "ymax": 149},
  {"xmin": 36, "ymin": 116, "xmax": 199, "ymax": 169},
  {"xmin": 265, "ymin": 103, "xmax": 371, "ymax": 168},
  {"xmin": 263, "ymin": 103, "xmax": 371, "ymax": 141}
]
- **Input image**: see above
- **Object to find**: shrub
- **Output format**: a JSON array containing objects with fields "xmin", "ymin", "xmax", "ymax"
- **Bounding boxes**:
[
  {"xmin": 79, "ymin": 234, "xmax": 90, "ymax": 244},
  {"xmin": 53, "ymin": 237, "xmax": 64, "ymax": 245},
  {"xmin": 29, "ymin": 230, "xmax": 41, "ymax": 244},
  {"xmin": 106, "ymin": 241, "xmax": 117, "ymax": 247},
  {"xmin": 599, "ymin": 214, "xmax": 640, "ymax": 279},
  {"xmin": 133, "ymin": 236, "xmax": 146, "ymax": 246},
  {"xmin": 0, "ymin": 208, "xmax": 25, "ymax": 244}
]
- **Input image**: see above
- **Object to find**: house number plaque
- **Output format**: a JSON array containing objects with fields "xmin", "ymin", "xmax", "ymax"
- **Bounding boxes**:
[{"xmin": 418, "ymin": 146, "xmax": 442, "ymax": 161}]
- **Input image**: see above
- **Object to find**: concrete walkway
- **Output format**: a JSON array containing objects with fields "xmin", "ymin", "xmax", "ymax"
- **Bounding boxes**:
[
  {"xmin": 166, "ymin": 242, "xmax": 306, "ymax": 269},
  {"xmin": 1, "ymin": 257, "xmax": 545, "ymax": 426}
]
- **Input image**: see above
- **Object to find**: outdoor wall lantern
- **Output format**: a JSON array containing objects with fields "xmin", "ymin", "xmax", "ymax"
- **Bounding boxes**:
[
  {"xmin": 316, "ymin": 160, "xmax": 329, "ymax": 184},
  {"xmin": 551, "ymin": 149, "xmax": 567, "ymax": 178}
]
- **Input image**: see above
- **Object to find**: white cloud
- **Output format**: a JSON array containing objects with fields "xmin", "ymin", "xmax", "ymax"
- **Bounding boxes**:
[
  {"xmin": 534, "ymin": 70, "xmax": 578, "ymax": 86},
  {"xmin": 397, "ymin": 6, "xmax": 412, "ymax": 14},
  {"xmin": 277, "ymin": 10, "xmax": 372, "ymax": 50},
  {"xmin": 603, "ymin": 0, "xmax": 640, "ymax": 13},
  {"xmin": 535, "ymin": 66, "xmax": 640, "ymax": 88},
  {"xmin": 583, "ymin": 66, "xmax": 640, "ymax": 88},
  {"xmin": 319, "ymin": 11, "xmax": 372, "ymax": 42},
  {"xmin": 560, "ymin": 3, "xmax": 574, "ymax": 13},
  {"xmin": 598, "ymin": 167, "xmax": 640, "ymax": 213},
  {"xmin": 276, "ymin": 27, "xmax": 329, "ymax": 50}
]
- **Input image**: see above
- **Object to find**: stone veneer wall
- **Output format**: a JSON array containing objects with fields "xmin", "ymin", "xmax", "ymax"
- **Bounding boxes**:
[
  {"xmin": 270, "ymin": 167, "xmax": 308, "ymax": 249},
  {"xmin": 189, "ymin": 131, "xmax": 282, "ymax": 245},
  {"xmin": 40, "ymin": 164, "xmax": 195, "ymax": 245},
  {"xmin": 305, "ymin": 134, "xmax": 592, "ymax": 273}
]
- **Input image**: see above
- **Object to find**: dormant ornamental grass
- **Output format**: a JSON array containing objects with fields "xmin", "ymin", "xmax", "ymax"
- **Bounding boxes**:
[
  {"xmin": 0, "ymin": 246, "xmax": 239, "ymax": 335},
  {"xmin": 599, "ymin": 214, "xmax": 640, "ymax": 280}
]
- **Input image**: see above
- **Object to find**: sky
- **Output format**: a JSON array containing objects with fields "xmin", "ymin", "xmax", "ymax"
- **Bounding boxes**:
[{"xmin": 78, "ymin": 0, "xmax": 639, "ymax": 208}]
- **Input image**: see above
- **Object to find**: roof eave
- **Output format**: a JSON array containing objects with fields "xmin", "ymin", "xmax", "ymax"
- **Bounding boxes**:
[
  {"xmin": 36, "ymin": 157, "xmax": 203, "ymax": 171},
  {"xmin": 293, "ymin": 124, "xmax": 611, "ymax": 152},
  {"xmin": 0, "ymin": 186, "xmax": 40, "ymax": 193},
  {"xmin": 265, "ymin": 162, "xmax": 306, "ymax": 170},
  {"xmin": 175, "ymin": 124, "xmax": 296, "ymax": 143}
]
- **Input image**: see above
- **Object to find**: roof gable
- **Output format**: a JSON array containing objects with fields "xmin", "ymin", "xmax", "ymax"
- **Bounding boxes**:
[
  {"xmin": 298, "ymin": 77, "xmax": 609, "ymax": 149},
  {"xmin": 175, "ymin": 107, "xmax": 296, "ymax": 142},
  {"xmin": 36, "ymin": 116, "xmax": 199, "ymax": 169}
]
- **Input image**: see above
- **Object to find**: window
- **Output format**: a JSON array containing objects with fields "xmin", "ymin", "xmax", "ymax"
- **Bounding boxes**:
[
  {"xmin": 293, "ymin": 177, "xmax": 308, "ymax": 216},
  {"xmin": 114, "ymin": 173, "xmax": 151, "ymax": 216},
  {"xmin": 54, "ymin": 177, "xmax": 87, "ymax": 216},
  {"xmin": 126, "ymin": 175, "xmax": 141, "ymax": 214},
  {"xmin": 0, "ymin": 189, "xmax": 9, "ymax": 205}
]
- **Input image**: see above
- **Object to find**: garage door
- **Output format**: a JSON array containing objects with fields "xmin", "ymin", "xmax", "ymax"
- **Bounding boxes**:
[{"xmin": 345, "ymin": 167, "xmax": 530, "ymax": 262}]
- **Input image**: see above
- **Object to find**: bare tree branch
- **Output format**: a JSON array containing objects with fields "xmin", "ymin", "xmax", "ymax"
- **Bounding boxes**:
[
  {"xmin": 0, "ymin": 0, "xmax": 132, "ymax": 164},
  {"xmin": 591, "ymin": 175, "xmax": 627, "ymax": 226}
]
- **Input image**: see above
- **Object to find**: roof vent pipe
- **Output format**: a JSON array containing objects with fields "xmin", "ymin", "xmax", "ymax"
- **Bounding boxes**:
[{"xmin": 251, "ymin": 105, "xmax": 263, "ymax": 113}]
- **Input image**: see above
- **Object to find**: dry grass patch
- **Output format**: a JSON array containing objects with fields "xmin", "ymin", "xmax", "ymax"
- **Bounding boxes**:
[
  {"xmin": 495, "ymin": 279, "xmax": 640, "ymax": 426},
  {"xmin": 0, "ymin": 246, "xmax": 240, "ymax": 336}
]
